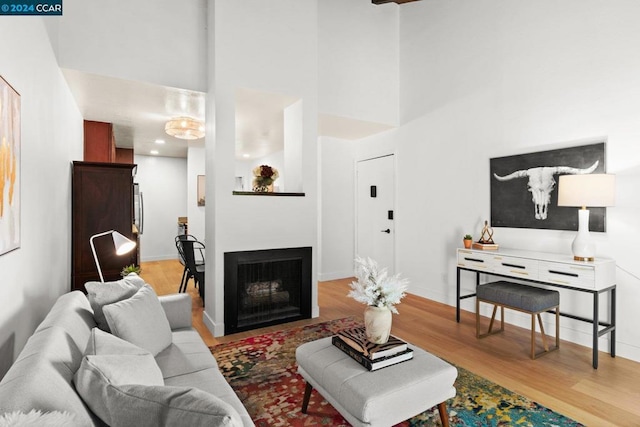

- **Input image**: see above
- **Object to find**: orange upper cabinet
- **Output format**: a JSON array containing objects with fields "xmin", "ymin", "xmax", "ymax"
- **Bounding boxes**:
[
  {"xmin": 115, "ymin": 147, "xmax": 134, "ymax": 164},
  {"xmin": 84, "ymin": 120, "xmax": 116, "ymax": 163},
  {"xmin": 84, "ymin": 120, "xmax": 134, "ymax": 164}
]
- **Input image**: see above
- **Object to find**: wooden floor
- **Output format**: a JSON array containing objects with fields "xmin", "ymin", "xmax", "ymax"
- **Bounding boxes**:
[{"xmin": 141, "ymin": 259, "xmax": 640, "ymax": 426}]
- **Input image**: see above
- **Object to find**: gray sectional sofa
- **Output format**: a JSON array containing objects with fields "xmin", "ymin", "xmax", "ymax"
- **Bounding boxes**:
[{"xmin": 0, "ymin": 276, "xmax": 253, "ymax": 426}]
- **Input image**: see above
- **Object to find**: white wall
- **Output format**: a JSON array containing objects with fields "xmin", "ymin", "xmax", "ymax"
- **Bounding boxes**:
[
  {"xmin": 319, "ymin": 136, "xmax": 356, "ymax": 281},
  {"xmin": 187, "ymin": 146, "xmax": 206, "ymax": 241},
  {"xmin": 389, "ymin": 0, "xmax": 640, "ymax": 362},
  {"xmin": 0, "ymin": 18, "xmax": 83, "ymax": 377},
  {"xmin": 134, "ymin": 155, "xmax": 187, "ymax": 261},
  {"xmin": 206, "ymin": 0, "xmax": 319, "ymax": 336},
  {"xmin": 318, "ymin": 0, "xmax": 399, "ymax": 126},
  {"xmin": 54, "ymin": 0, "xmax": 207, "ymax": 91}
]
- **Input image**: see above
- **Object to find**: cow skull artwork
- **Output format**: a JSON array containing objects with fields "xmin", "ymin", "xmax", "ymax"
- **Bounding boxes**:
[{"xmin": 493, "ymin": 160, "xmax": 599, "ymax": 220}]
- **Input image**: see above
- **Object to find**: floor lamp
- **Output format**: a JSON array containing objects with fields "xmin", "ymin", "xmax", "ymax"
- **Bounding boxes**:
[
  {"xmin": 557, "ymin": 174, "xmax": 615, "ymax": 261},
  {"xmin": 89, "ymin": 230, "xmax": 137, "ymax": 282}
]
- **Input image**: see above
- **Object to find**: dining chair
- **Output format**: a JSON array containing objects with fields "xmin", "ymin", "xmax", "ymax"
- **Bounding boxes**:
[{"xmin": 175, "ymin": 235, "xmax": 205, "ymax": 300}]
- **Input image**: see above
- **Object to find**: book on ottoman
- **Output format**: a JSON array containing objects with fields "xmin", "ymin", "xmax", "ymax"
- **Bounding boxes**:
[
  {"xmin": 337, "ymin": 327, "xmax": 408, "ymax": 360},
  {"xmin": 332, "ymin": 335, "xmax": 413, "ymax": 371}
]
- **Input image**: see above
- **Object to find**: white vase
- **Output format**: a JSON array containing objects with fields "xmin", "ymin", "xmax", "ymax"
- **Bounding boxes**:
[{"xmin": 364, "ymin": 306, "xmax": 392, "ymax": 344}]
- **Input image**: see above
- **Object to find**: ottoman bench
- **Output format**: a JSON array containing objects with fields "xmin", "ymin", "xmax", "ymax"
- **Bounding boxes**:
[
  {"xmin": 296, "ymin": 337, "xmax": 458, "ymax": 427},
  {"xmin": 476, "ymin": 280, "xmax": 560, "ymax": 359}
]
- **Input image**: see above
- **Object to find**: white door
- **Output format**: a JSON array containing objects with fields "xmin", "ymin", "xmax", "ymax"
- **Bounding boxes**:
[{"xmin": 356, "ymin": 155, "xmax": 395, "ymax": 273}]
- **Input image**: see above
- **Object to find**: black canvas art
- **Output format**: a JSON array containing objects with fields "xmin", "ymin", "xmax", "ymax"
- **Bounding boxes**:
[{"xmin": 490, "ymin": 142, "xmax": 606, "ymax": 231}]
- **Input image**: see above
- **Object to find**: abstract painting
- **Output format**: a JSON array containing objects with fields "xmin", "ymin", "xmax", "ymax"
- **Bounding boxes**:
[
  {"xmin": 0, "ymin": 76, "xmax": 20, "ymax": 256},
  {"xmin": 490, "ymin": 142, "xmax": 606, "ymax": 231},
  {"xmin": 197, "ymin": 175, "xmax": 205, "ymax": 206}
]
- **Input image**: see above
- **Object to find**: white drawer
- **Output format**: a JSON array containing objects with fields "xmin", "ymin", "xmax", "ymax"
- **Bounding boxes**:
[
  {"xmin": 457, "ymin": 250, "xmax": 496, "ymax": 272},
  {"xmin": 490, "ymin": 255, "xmax": 539, "ymax": 280},
  {"xmin": 538, "ymin": 261, "xmax": 595, "ymax": 289}
]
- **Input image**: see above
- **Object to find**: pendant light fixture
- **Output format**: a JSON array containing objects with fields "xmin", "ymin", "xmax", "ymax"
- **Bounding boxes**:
[{"xmin": 165, "ymin": 116, "xmax": 205, "ymax": 140}]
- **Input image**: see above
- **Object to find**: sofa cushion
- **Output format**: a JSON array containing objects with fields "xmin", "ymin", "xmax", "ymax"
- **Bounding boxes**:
[
  {"xmin": 84, "ymin": 327, "xmax": 155, "ymax": 357},
  {"xmin": 34, "ymin": 291, "xmax": 97, "ymax": 349},
  {"xmin": 0, "ymin": 327, "xmax": 99, "ymax": 426},
  {"xmin": 0, "ymin": 409, "xmax": 81, "ymax": 426},
  {"xmin": 160, "ymin": 330, "xmax": 253, "ymax": 426},
  {"xmin": 75, "ymin": 330, "xmax": 164, "ymax": 424},
  {"xmin": 103, "ymin": 285, "xmax": 172, "ymax": 356},
  {"xmin": 156, "ymin": 330, "xmax": 217, "ymax": 379},
  {"xmin": 0, "ymin": 291, "xmax": 102, "ymax": 426},
  {"xmin": 158, "ymin": 293, "xmax": 193, "ymax": 330},
  {"xmin": 91, "ymin": 384, "xmax": 243, "ymax": 427},
  {"xmin": 85, "ymin": 273, "xmax": 146, "ymax": 332}
]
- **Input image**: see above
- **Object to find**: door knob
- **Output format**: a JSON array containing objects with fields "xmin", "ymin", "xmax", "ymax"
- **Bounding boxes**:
[{"xmin": 381, "ymin": 229, "xmax": 391, "ymax": 234}]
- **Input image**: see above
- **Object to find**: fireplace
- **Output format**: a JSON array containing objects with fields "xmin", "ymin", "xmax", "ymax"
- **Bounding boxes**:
[{"xmin": 224, "ymin": 247, "xmax": 312, "ymax": 334}]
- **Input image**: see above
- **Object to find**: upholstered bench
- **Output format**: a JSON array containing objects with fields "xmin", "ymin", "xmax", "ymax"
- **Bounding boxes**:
[
  {"xmin": 295, "ymin": 337, "xmax": 458, "ymax": 427},
  {"xmin": 476, "ymin": 280, "xmax": 560, "ymax": 359}
]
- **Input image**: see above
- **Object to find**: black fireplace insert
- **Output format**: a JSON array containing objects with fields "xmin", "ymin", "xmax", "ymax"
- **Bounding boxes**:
[{"xmin": 224, "ymin": 247, "xmax": 312, "ymax": 334}]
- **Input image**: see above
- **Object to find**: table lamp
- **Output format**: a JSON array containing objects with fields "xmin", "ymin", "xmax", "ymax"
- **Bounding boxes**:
[
  {"xmin": 89, "ymin": 230, "xmax": 137, "ymax": 282},
  {"xmin": 557, "ymin": 174, "xmax": 615, "ymax": 261}
]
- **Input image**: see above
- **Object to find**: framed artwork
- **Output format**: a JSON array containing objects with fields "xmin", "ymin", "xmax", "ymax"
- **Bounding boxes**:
[
  {"xmin": 0, "ymin": 76, "xmax": 20, "ymax": 256},
  {"xmin": 490, "ymin": 142, "xmax": 606, "ymax": 231},
  {"xmin": 197, "ymin": 175, "xmax": 205, "ymax": 206}
]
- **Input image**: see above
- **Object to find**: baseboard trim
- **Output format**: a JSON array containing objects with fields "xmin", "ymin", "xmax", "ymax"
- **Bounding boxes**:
[
  {"xmin": 140, "ymin": 255, "xmax": 179, "ymax": 262},
  {"xmin": 318, "ymin": 271, "xmax": 353, "ymax": 282},
  {"xmin": 202, "ymin": 310, "xmax": 224, "ymax": 337}
]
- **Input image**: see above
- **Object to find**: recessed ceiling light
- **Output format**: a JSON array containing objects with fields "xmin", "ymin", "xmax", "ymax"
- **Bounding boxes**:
[
  {"xmin": 155, "ymin": 139, "xmax": 165, "ymax": 144},
  {"xmin": 242, "ymin": 154, "xmax": 250, "ymax": 158},
  {"xmin": 150, "ymin": 150, "xmax": 159, "ymax": 155}
]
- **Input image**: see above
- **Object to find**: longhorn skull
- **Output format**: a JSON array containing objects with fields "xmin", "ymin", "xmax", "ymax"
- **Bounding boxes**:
[{"xmin": 493, "ymin": 160, "xmax": 599, "ymax": 220}]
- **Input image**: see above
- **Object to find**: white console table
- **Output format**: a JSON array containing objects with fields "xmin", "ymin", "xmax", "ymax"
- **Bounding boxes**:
[{"xmin": 456, "ymin": 247, "xmax": 616, "ymax": 369}]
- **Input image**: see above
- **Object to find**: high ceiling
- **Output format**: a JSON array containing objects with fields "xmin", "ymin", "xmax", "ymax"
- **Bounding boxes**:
[
  {"xmin": 61, "ymin": 0, "xmax": 418, "ymax": 160},
  {"xmin": 63, "ymin": 71, "xmax": 395, "ymax": 160},
  {"xmin": 63, "ymin": 69, "xmax": 205, "ymax": 158}
]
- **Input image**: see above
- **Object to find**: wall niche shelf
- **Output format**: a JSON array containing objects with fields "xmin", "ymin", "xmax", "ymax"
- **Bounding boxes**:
[{"xmin": 232, "ymin": 191, "xmax": 305, "ymax": 197}]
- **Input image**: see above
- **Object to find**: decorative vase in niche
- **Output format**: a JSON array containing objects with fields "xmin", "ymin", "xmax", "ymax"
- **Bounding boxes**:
[
  {"xmin": 364, "ymin": 306, "xmax": 392, "ymax": 344},
  {"xmin": 252, "ymin": 179, "xmax": 274, "ymax": 193}
]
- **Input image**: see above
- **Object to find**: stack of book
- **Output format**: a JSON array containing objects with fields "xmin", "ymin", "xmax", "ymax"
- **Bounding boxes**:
[
  {"xmin": 472, "ymin": 241, "xmax": 499, "ymax": 250},
  {"xmin": 332, "ymin": 327, "xmax": 413, "ymax": 371}
]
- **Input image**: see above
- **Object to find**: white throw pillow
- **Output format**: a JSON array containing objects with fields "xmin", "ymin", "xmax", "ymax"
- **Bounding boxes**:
[
  {"xmin": 85, "ymin": 273, "xmax": 146, "ymax": 332},
  {"xmin": 96, "ymin": 385, "xmax": 244, "ymax": 427},
  {"xmin": 74, "ymin": 330, "xmax": 242, "ymax": 427},
  {"xmin": 84, "ymin": 327, "xmax": 152, "ymax": 357},
  {"xmin": 74, "ymin": 328, "xmax": 164, "ymax": 426},
  {"xmin": 102, "ymin": 284, "xmax": 172, "ymax": 356}
]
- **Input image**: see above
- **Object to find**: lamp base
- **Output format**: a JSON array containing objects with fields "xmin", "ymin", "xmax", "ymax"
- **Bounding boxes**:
[{"xmin": 571, "ymin": 208, "xmax": 596, "ymax": 262}]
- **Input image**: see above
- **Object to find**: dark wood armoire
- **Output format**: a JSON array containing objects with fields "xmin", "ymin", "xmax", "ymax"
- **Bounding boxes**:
[{"xmin": 71, "ymin": 161, "xmax": 138, "ymax": 292}]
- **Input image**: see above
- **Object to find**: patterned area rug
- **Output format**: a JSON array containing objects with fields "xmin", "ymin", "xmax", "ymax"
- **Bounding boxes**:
[{"xmin": 211, "ymin": 318, "xmax": 583, "ymax": 427}]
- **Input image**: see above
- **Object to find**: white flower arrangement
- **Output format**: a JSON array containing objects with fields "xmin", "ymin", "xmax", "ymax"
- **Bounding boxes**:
[{"xmin": 348, "ymin": 257, "xmax": 409, "ymax": 314}]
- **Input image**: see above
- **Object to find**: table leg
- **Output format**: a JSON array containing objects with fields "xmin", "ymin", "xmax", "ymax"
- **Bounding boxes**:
[
  {"xmin": 593, "ymin": 292, "xmax": 599, "ymax": 369},
  {"xmin": 611, "ymin": 287, "xmax": 616, "ymax": 358},
  {"xmin": 456, "ymin": 268, "xmax": 461, "ymax": 323},
  {"xmin": 301, "ymin": 382, "xmax": 313, "ymax": 413},
  {"xmin": 437, "ymin": 402, "xmax": 450, "ymax": 427}
]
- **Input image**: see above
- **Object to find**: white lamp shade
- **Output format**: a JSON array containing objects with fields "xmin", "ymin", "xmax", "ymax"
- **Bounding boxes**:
[
  {"xmin": 557, "ymin": 174, "xmax": 616, "ymax": 208},
  {"xmin": 90, "ymin": 230, "xmax": 137, "ymax": 282},
  {"xmin": 111, "ymin": 231, "xmax": 137, "ymax": 255}
]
